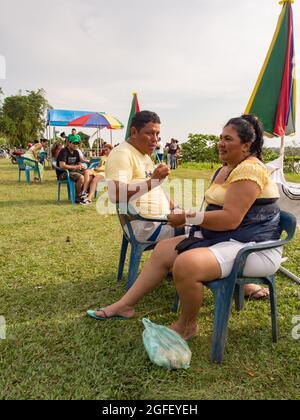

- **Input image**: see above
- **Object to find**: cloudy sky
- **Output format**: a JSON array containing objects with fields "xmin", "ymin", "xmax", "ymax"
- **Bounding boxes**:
[{"xmin": 1, "ymin": 0, "xmax": 299, "ymax": 146}]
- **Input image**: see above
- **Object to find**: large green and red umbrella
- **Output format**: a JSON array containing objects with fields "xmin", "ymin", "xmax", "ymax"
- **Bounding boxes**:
[
  {"xmin": 245, "ymin": 0, "xmax": 296, "ymax": 140},
  {"xmin": 125, "ymin": 92, "xmax": 140, "ymax": 140}
]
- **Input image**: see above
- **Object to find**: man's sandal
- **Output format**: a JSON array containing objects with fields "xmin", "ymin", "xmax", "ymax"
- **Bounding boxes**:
[{"xmin": 87, "ymin": 308, "xmax": 130, "ymax": 321}]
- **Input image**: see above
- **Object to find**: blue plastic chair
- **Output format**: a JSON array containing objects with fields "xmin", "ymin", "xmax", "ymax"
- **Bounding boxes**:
[
  {"xmin": 116, "ymin": 203, "xmax": 184, "ymax": 293},
  {"xmin": 16, "ymin": 156, "xmax": 41, "ymax": 184},
  {"xmin": 116, "ymin": 203, "xmax": 167, "ymax": 290},
  {"xmin": 88, "ymin": 158, "xmax": 101, "ymax": 170},
  {"xmin": 52, "ymin": 163, "xmax": 76, "ymax": 205},
  {"xmin": 172, "ymin": 210, "xmax": 297, "ymax": 364}
]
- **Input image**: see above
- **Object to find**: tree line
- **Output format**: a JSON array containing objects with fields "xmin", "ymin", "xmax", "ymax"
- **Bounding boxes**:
[
  {"xmin": 0, "ymin": 88, "xmax": 51, "ymax": 147},
  {"xmin": 180, "ymin": 133, "xmax": 299, "ymax": 167}
]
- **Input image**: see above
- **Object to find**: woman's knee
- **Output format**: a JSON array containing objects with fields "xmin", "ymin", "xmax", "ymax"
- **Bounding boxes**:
[
  {"xmin": 173, "ymin": 254, "xmax": 195, "ymax": 281},
  {"xmin": 173, "ymin": 250, "xmax": 221, "ymax": 283}
]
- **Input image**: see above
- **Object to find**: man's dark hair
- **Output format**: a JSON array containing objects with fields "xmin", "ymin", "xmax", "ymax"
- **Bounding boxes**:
[{"xmin": 130, "ymin": 111, "xmax": 161, "ymax": 132}]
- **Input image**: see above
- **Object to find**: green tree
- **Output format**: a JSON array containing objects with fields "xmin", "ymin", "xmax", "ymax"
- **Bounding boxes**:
[
  {"xmin": 77, "ymin": 131, "xmax": 90, "ymax": 148},
  {"xmin": 262, "ymin": 147, "xmax": 279, "ymax": 162},
  {"xmin": 0, "ymin": 89, "xmax": 51, "ymax": 147},
  {"xmin": 181, "ymin": 134, "xmax": 219, "ymax": 165}
]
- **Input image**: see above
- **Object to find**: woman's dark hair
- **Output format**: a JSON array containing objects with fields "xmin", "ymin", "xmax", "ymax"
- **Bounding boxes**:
[
  {"xmin": 130, "ymin": 110, "xmax": 161, "ymax": 132},
  {"xmin": 51, "ymin": 141, "xmax": 63, "ymax": 158},
  {"xmin": 225, "ymin": 114, "xmax": 264, "ymax": 161}
]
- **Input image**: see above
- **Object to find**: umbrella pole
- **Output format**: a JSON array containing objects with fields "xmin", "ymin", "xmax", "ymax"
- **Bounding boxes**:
[
  {"xmin": 97, "ymin": 129, "xmax": 99, "ymax": 157},
  {"xmin": 278, "ymin": 134, "xmax": 300, "ymax": 285},
  {"xmin": 110, "ymin": 129, "xmax": 113, "ymax": 146},
  {"xmin": 280, "ymin": 135, "xmax": 285, "ymax": 158},
  {"xmin": 279, "ymin": 266, "xmax": 300, "ymax": 285}
]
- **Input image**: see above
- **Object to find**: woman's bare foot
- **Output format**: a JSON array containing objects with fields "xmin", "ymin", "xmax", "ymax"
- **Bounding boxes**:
[
  {"xmin": 244, "ymin": 284, "xmax": 270, "ymax": 300},
  {"xmin": 94, "ymin": 302, "xmax": 135, "ymax": 319},
  {"xmin": 169, "ymin": 320, "xmax": 199, "ymax": 341}
]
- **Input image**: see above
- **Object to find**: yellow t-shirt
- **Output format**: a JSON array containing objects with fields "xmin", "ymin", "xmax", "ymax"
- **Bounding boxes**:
[
  {"xmin": 92, "ymin": 156, "xmax": 107, "ymax": 176},
  {"xmin": 105, "ymin": 142, "xmax": 170, "ymax": 218},
  {"xmin": 205, "ymin": 159, "xmax": 280, "ymax": 207}
]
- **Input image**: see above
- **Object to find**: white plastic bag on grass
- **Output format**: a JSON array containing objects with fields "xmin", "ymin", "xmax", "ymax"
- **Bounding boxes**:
[{"xmin": 142, "ymin": 318, "xmax": 192, "ymax": 370}]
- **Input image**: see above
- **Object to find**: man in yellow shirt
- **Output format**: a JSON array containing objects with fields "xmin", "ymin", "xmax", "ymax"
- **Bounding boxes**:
[{"xmin": 105, "ymin": 111, "xmax": 179, "ymax": 242}]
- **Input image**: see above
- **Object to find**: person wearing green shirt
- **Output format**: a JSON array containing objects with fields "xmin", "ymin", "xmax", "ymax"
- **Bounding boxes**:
[{"xmin": 68, "ymin": 128, "xmax": 81, "ymax": 144}]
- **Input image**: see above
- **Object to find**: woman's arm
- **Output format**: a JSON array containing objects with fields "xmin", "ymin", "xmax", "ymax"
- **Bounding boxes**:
[
  {"xmin": 32, "ymin": 144, "xmax": 41, "ymax": 160},
  {"xmin": 200, "ymin": 180, "xmax": 261, "ymax": 230},
  {"xmin": 168, "ymin": 180, "xmax": 261, "ymax": 231}
]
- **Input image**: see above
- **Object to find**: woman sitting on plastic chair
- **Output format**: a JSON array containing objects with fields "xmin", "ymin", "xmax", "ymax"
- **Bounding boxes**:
[
  {"xmin": 80, "ymin": 144, "xmax": 113, "ymax": 205},
  {"xmin": 87, "ymin": 115, "xmax": 283, "ymax": 340},
  {"xmin": 22, "ymin": 139, "xmax": 48, "ymax": 181}
]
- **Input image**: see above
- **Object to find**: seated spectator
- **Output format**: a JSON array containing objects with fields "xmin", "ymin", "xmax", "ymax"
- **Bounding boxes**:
[
  {"xmin": 104, "ymin": 111, "xmax": 179, "ymax": 242},
  {"xmin": 22, "ymin": 141, "xmax": 46, "ymax": 181},
  {"xmin": 37, "ymin": 138, "xmax": 48, "ymax": 165},
  {"xmin": 80, "ymin": 144, "xmax": 113, "ymax": 205},
  {"xmin": 76, "ymin": 143, "xmax": 90, "ymax": 167},
  {"xmin": 56, "ymin": 137, "xmax": 87, "ymax": 203},
  {"xmin": 60, "ymin": 132, "xmax": 67, "ymax": 143},
  {"xmin": 51, "ymin": 142, "xmax": 63, "ymax": 165},
  {"xmin": 87, "ymin": 114, "xmax": 281, "ymax": 329}
]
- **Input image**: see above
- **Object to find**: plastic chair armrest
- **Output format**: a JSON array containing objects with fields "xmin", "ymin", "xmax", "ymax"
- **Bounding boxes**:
[
  {"xmin": 127, "ymin": 204, "xmax": 168, "ymax": 224},
  {"xmin": 52, "ymin": 163, "xmax": 70, "ymax": 178},
  {"xmin": 231, "ymin": 239, "xmax": 287, "ymax": 278}
]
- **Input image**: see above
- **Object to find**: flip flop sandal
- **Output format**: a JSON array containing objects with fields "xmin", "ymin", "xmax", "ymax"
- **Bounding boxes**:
[
  {"xmin": 247, "ymin": 288, "xmax": 270, "ymax": 300},
  {"xmin": 86, "ymin": 308, "xmax": 130, "ymax": 321}
]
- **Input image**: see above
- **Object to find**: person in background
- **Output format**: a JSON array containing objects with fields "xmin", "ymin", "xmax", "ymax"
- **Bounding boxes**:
[
  {"xmin": 51, "ymin": 142, "xmax": 63, "ymax": 165},
  {"xmin": 76, "ymin": 143, "xmax": 90, "ymax": 167},
  {"xmin": 68, "ymin": 128, "xmax": 80, "ymax": 144},
  {"xmin": 60, "ymin": 132, "xmax": 67, "ymax": 143},
  {"xmin": 156, "ymin": 137, "xmax": 164, "ymax": 163},
  {"xmin": 169, "ymin": 138, "xmax": 180, "ymax": 170},
  {"xmin": 56, "ymin": 136, "xmax": 87, "ymax": 203},
  {"xmin": 22, "ymin": 140, "xmax": 47, "ymax": 181},
  {"xmin": 175, "ymin": 140, "xmax": 181, "ymax": 168},
  {"xmin": 38, "ymin": 138, "xmax": 48, "ymax": 165},
  {"xmin": 80, "ymin": 144, "xmax": 113, "ymax": 205}
]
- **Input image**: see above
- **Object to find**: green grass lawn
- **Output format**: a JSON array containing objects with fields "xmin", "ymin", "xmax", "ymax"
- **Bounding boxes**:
[{"xmin": 0, "ymin": 159, "xmax": 299, "ymax": 400}]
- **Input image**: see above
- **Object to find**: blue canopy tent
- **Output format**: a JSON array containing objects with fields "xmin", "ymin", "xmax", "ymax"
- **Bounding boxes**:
[
  {"xmin": 46, "ymin": 109, "xmax": 123, "ymax": 151},
  {"xmin": 47, "ymin": 109, "xmax": 94, "ymax": 127},
  {"xmin": 46, "ymin": 109, "xmax": 95, "ymax": 145}
]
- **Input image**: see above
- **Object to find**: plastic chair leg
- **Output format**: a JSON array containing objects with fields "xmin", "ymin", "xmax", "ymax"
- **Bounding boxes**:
[
  {"xmin": 68, "ymin": 181, "xmax": 75, "ymax": 204},
  {"xmin": 268, "ymin": 277, "xmax": 278, "ymax": 343},
  {"xmin": 171, "ymin": 292, "xmax": 180, "ymax": 313},
  {"xmin": 210, "ymin": 282, "xmax": 236, "ymax": 364},
  {"xmin": 36, "ymin": 165, "xmax": 41, "ymax": 182},
  {"xmin": 67, "ymin": 184, "xmax": 70, "ymax": 200},
  {"xmin": 25, "ymin": 169, "xmax": 31, "ymax": 184},
  {"xmin": 58, "ymin": 183, "xmax": 61, "ymax": 204},
  {"xmin": 126, "ymin": 245, "xmax": 143, "ymax": 290},
  {"xmin": 118, "ymin": 236, "xmax": 129, "ymax": 281},
  {"xmin": 234, "ymin": 283, "xmax": 245, "ymax": 311}
]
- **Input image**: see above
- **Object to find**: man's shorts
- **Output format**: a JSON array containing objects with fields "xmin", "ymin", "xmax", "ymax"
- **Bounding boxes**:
[
  {"xmin": 59, "ymin": 171, "xmax": 83, "ymax": 182},
  {"xmin": 126, "ymin": 220, "xmax": 186, "ymax": 243}
]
